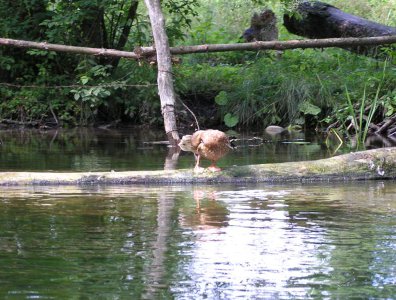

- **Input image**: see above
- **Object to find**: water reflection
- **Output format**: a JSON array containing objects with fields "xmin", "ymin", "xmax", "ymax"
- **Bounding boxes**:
[
  {"xmin": 0, "ymin": 128, "xmax": 169, "ymax": 171},
  {"xmin": 179, "ymin": 188, "xmax": 230, "ymax": 230},
  {"xmin": 1, "ymin": 182, "xmax": 396, "ymax": 298},
  {"xmin": 0, "ymin": 128, "xmax": 353, "ymax": 172}
]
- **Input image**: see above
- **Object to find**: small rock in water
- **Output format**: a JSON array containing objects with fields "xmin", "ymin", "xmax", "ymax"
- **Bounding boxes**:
[{"xmin": 265, "ymin": 125, "xmax": 286, "ymax": 135}]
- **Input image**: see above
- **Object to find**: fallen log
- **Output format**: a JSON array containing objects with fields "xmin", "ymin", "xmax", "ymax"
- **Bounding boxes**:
[
  {"xmin": 0, "ymin": 147, "xmax": 395, "ymax": 186},
  {"xmin": 283, "ymin": 1, "xmax": 396, "ymax": 56}
]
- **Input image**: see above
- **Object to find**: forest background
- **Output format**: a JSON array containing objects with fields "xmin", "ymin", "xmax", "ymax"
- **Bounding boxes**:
[{"xmin": 0, "ymin": 0, "xmax": 395, "ymax": 134}]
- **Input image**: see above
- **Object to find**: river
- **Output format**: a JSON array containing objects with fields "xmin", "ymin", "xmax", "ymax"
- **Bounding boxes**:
[{"xmin": 0, "ymin": 128, "xmax": 395, "ymax": 299}]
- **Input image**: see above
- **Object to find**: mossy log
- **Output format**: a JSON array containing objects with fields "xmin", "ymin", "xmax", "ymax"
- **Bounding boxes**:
[{"xmin": 1, "ymin": 148, "xmax": 396, "ymax": 186}]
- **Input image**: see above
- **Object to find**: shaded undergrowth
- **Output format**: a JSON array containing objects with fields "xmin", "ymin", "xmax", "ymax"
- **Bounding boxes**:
[{"xmin": 176, "ymin": 48, "xmax": 395, "ymax": 133}]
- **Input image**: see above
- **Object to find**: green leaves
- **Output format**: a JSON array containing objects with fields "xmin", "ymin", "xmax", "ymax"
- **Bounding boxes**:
[
  {"xmin": 80, "ymin": 76, "xmax": 89, "ymax": 85},
  {"xmin": 71, "ymin": 86, "xmax": 111, "ymax": 105},
  {"xmin": 163, "ymin": 0, "xmax": 200, "ymax": 42},
  {"xmin": 224, "ymin": 113, "xmax": 239, "ymax": 128},
  {"xmin": 214, "ymin": 91, "xmax": 238, "ymax": 127},
  {"xmin": 299, "ymin": 102, "xmax": 321, "ymax": 116},
  {"xmin": 215, "ymin": 91, "xmax": 229, "ymax": 106}
]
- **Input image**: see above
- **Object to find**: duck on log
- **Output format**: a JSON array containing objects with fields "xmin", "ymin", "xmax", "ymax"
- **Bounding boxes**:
[
  {"xmin": 283, "ymin": 1, "xmax": 396, "ymax": 56},
  {"xmin": 1, "ymin": 147, "xmax": 396, "ymax": 185}
]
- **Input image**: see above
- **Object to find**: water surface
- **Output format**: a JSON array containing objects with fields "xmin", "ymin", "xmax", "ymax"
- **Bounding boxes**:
[
  {"xmin": 1, "ymin": 129, "xmax": 395, "ymax": 299},
  {"xmin": 1, "ymin": 182, "xmax": 395, "ymax": 299},
  {"xmin": 0, "ymin": 128, "xmax": 346, "ymax": 171}
]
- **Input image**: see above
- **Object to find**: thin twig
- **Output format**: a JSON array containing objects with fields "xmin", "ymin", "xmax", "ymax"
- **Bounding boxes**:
[
  {"xmin": 49, "ymin": 104, "xmax": 59, "ymax": 126},
  {"xmin": 177, "ymin": 97, "xmax": 200, "ymax": 130}
]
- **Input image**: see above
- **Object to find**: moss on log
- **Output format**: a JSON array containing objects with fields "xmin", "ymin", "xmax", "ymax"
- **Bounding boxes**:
[{"xmin": 1, "ymin": 148, "xmax": 396, "ymax": 186}]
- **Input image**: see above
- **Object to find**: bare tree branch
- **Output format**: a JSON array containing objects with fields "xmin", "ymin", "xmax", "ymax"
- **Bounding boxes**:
[
  {"xmin": 0, "ymin": 37, "xmax": 139, "ymax": 58},
  {"xmin": 1, "ymin": 35, "xmax": 395, "ymax": 60}
]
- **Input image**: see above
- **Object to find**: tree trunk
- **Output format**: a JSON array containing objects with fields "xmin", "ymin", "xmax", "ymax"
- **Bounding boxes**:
[
  {"xmin": 1, "ymin": 147, "xmax": 396, "ymax": 185},
  {"xmin": 111, "ymin": 0, "xmax": 139, "ymax": 68},
  {"xmin": 143, "ymin": 0, "xmax": 180, "ymax": 146},
  {"xmin": 283, "ymin": 1, "xmax": 396, "ymax": 56}
]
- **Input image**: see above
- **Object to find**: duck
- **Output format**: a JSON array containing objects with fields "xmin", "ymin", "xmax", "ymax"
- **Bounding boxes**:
[{"xmin": 178, "ymin": 129, "xmax": 231, "ymax": 172}]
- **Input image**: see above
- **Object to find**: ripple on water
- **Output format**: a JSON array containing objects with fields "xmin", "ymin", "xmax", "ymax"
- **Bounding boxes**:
[{"xmin": 1, "ymin": 183, "xmax": 396, "ymax": 299}]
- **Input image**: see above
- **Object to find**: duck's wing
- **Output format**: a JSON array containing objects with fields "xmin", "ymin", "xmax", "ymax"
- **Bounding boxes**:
[{"xmin": 200, "ymin": 130, "xmax": 229, "ymax": 148}]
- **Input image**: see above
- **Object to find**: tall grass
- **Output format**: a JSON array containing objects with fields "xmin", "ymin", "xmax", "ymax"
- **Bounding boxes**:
[
  {"xmin": 344, "ymin": 85, "xmax": 378, "ymax": 149},
  {"xmin": 177, "ymin": 47, "xmax": 395, "ymax": 130},
  {"xmin": 343, "ymin": 61, "xmax": 388, "ymax": 148}
]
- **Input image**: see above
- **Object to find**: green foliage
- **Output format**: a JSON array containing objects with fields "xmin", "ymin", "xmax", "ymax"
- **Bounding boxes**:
[
  {"xmin": 0, "ymin": 0, "xmax": 48, "ymax": 39},
  {"xmin": 179, "ymin": 44, "xmax": 395, "ymax": 131},
  {"xmin": 0, "ymin": 0, "xmax": 395, "ymax": 133},
  {"xmin": 71, "ymin": 65, "xmax": 112, "ymax": 106},
  {"xmin": 343, "ymin": 84, "xmax": 380, "ymax": 149},
  {"xmin": 176, "ymin": 63, "xmax": 239, "ymax": 98},
  {"xmin": 330, "ymin": 0, "xmax": 396, "ymax": 26},
  {"xmin": 299, "ymin": 102, "xmax": 321, "ymax": 117},
  {"xmin": 210, "ymin": 49, "xmax": 333, "ymax": 127},
  {"xmin": 223, "ymin": 113, "xmax": 239, "ymax": 128},
  {"xmin": 0, "ymin": 85, "xmax": 79, "ymax": 125},
  {"xmin": 341, "ymin": 61, "xmax": 389, "ymax": 149},
  {"xmin": 382, "ymin": 89, "xmax": 396, "ymax": 116},
  {"xmin": 214, "ymin": 91, "xmax": 229, "ymax": 106},
  {"xmin": 0, "ymin": 0, "xmax": 201, "ymax": 126},
  {"xmin": 164, "ymin": 0, "xmax": 200, "ymax": 44}
]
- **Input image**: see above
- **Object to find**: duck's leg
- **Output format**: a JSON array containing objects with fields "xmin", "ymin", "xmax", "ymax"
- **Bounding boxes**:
[
  {"xmin": 194, "ymin": 153, "xmax": 204, "ymax": 172},
  {"xmin": 208, "ymin": 161, "xmax": 222, "ymax": 172}
]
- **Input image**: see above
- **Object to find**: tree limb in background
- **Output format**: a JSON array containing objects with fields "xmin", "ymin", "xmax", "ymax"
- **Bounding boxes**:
[{"xmin": 1, "ymin": 36, "xmax": 395, "ymax": 60}]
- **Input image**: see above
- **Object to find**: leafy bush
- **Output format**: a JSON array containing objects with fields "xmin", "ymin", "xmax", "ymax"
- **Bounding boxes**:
[
  {"xmin": 176, "ymin": 45, "xmax": 395, "ymax": 130},
  {"xmin": 0, "ymin": 0, "xmax": 394, "ymax": 133}
]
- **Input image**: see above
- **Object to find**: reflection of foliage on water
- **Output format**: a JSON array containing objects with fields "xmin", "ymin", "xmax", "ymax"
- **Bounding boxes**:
[
  {"xmin": 0, "ymin": 128, "xmax": 351, "ymax": 172},
  {"xmin": 280, "ymin": 183, "xmax": 396, "ymax": 298},
  {"xmin": 1, "ymin": 183, "xmax": 396, "ymax": 298},
  {"xmin": 0, "ymin": 191, "xmax": 161, "ymax": 298},
  {"xmin": 0, "ymin": 128, "xmax": 168, "ymax": 171},
  {"xmin": 227, "ymin": 131, "xmax": 347, "ymax": 168}
]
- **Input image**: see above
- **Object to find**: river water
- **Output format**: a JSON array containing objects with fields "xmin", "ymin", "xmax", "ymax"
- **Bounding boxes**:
[
  {"xmin": 0, "ymin": 129, "xmax": 395, "ymax": 299},
  {"xmin": 0, "ymin": 128, "xmax": 347, "ymax": 171}
]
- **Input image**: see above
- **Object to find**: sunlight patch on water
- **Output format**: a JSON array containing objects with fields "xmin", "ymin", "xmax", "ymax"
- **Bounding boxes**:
[
  {"xmin": 174, "ymin": 187, "xmax": 334, "ymax": 298},
  {"xmin": 1, "ymin": 183, "xmax": 396, "ymax": 299},
  {"xmin": 215, "ymin": 189, "xmax": 290, "ymax": 202}
]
